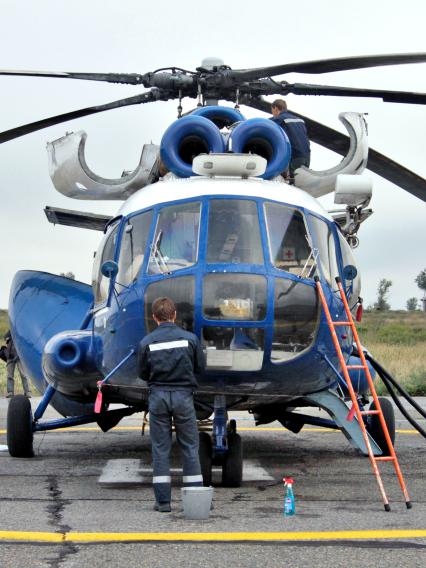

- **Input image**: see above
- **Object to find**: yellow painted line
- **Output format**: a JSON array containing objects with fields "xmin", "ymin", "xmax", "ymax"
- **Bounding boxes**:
[
  {"xmin": 0, "ymin": 531, "xmax": 63, "ymax": 542},
  {"xmin": 0, "ymin": 529, "xmax": 426, "ymax": 543},
  {"xmin": 0, "ymin": 427, "xmax": 420, "ymax": 435}
]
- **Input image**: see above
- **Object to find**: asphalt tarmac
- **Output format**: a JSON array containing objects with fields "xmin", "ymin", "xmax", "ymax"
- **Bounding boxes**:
[{"xmin": 0, "ymin": 397, "xmax": 425, "ymax": 567}]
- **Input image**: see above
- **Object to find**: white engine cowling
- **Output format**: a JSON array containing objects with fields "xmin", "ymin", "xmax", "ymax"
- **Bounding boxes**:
[
  {"xmin": 47, "ymin": 130, "xmax": 159, "ymax": 200},
  {"xmin": 294, "ymin": 112, "xmax": 369, "ymax": 198}
]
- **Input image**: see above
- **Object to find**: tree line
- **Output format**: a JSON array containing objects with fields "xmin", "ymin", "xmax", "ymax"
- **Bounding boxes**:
[{"xmin": 373, "ymin": 268, "xmax": 426, "ymax": 311}]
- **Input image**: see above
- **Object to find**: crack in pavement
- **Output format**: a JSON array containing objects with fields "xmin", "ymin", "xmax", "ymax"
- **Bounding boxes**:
[{"xmin": 44, "ymin": 475, "xmax": 79, "ymax": 567}]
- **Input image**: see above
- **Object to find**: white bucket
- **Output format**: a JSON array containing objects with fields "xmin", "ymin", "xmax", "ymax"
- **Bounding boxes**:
[{"xmin": 181, "ymin": 486, "xmax": 213, "ymax": 520}]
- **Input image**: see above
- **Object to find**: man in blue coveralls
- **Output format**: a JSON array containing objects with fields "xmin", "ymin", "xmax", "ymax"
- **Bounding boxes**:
[
  {"xmin": 138, "ymin": 297, "xmax": 204, "ymax": 512},
  {"xmin": 271, "ymin": 99, "xmax": 311, "ymax": 178}
]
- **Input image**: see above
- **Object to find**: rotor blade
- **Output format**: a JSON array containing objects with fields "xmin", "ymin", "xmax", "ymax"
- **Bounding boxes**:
[
  {"xmin": 0, "ymin": 69, "xmax": 147, "ymax": 85},
  {"xmin": 284, "ymin": 83, "xmax": 426, "ymax": 105},
  {"xmin": 0, "ymin": 90, "xmax": 165, "ymax": 144},
  {"xmin": 241, "ymin": 96, "xmax": 426, "ymax": 201},
  {"xmin": 230, "ymin": 53, "xmax": 426, "ymax": 81}
]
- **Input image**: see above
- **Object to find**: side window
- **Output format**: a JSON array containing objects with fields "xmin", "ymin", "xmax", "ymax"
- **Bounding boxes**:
[
  {"xmin": 264, "ymin": 203, "xmax": 315, "ymax": 278},
  {"xmin": 117, "ymin": 211, "xmax": 152, "ymax": 290},
  {"xmin": 338, "ymin": 232, "xmax": 361, "ymax": 308},
  {"xmin": 148, "ymin": 202, "xmax": 200, "ymax": 274},
  {"xmin": 92, "ymin": 223, "xmax": 119, "ymax": 305},
  {"xmin": 309, "ymin": 216, "xmax": 339, "ymax": 288}
]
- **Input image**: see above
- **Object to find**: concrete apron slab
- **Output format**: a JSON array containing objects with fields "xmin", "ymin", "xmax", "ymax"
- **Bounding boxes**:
[{"xmin": 98, "ymin": 458, "xmax": 275, "ymax": 487}]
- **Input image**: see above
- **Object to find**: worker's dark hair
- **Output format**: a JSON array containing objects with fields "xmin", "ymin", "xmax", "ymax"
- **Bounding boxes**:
[
  {"xmin": 152, "ymin": 297, "xmax": 176, "ymax": 322},
  {"xmin": 271, "ymin": 99, "xmax": 287, "ymax": 111}
]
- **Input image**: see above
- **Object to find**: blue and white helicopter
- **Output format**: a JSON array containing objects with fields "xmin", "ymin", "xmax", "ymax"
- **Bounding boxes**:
[{"xmin": 2, "ymin": 55, "xmax": 426, "ymax": 487}]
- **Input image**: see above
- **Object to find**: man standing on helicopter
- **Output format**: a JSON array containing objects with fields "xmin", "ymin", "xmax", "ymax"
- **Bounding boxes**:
[
  {"xmin": 138, "ymin": 297, "xmax": 204, "ymax": 512},
  {"xmin": 270, "ymin": 99, "xmax": 311, "ymax": 177}
]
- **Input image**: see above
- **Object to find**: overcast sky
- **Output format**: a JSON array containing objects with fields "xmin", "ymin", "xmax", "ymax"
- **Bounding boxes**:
[{"xmin": 0, "ymin": 0, "xmax": 425, "ymax": 309}]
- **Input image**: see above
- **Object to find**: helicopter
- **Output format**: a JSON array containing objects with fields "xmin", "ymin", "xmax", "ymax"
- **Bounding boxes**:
[{"xmin": 2, "ymin": 54, "xmax": 426, "ymax": 488}]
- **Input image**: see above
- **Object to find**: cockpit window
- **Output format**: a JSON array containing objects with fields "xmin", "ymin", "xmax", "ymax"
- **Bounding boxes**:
[
  {"xmin": 309, "ymin": 215, "xmax": 339, "ymax": 288},
  {"xmin": 92, "ymin": 222, "xmax": 120, "ymax": 305},
  {"xmin": 264, "ymin": 203, "xmax": 315, "ymax": 278},
  {"xmin": 117, "ymin": 210, "xmax": 152, "ymax": 290},
  {"xmin": 206, "ymin": 200, "xmax": 263, "ymax": 264},
  {"xmin": 148, "ymin": 202, "xmax": 200, "ymax": 274}
]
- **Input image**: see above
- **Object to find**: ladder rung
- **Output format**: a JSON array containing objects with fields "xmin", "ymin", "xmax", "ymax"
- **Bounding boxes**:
[
  {"xmin": 346, "ymin": 365, "xmax": 366, "ymax": 370},
  {"xmin": 375, "ymin": 456, "xmax": 396, "ymax": 462},
  {"xmin": 332, "ymin": 321, "xmax": 352, "ymax": 326},
  {"xmin": 360, "ymin": 410, "xmax": 380, "ymax": 415}
]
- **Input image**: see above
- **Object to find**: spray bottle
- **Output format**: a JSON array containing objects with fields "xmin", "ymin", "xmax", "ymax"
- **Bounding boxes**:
[{"xmin": 283, "ymin": 477, "xmax": 295, "ymax": 516}]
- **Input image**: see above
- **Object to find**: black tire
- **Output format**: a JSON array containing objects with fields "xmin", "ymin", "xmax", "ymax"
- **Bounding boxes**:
[
  {"xmin": 222, "ymin": 432, "xmax": 243, "ymax": 487},
  {"xmin": 7, "ymin": 395, "xmax": 34, "ymax": 458},
  {"xmin": 228, "ymin": 418, "xmax": 237, "ymax": 434},
  {"xmin": 366, "ymin": 397, "xmax": 395, "ymax": 456},
  {"xmin": 198, "ymin": 432, "xmax": 212, "ymax": 486}
]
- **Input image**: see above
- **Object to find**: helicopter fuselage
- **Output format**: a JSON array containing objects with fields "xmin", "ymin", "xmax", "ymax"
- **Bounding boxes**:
[{"xmin": 31, "ymin": 174, "xmax": 361, "ymax": 412}]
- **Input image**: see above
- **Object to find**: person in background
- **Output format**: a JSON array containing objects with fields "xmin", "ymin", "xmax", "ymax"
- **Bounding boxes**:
[
  {"xmin": 138, "ymin": 297, "xmax": 204, "ymax": 512},
  {"xmin": 270, "ymin": 99, "xmax": 311, "ymax": 178},
  {"xmin": 0, "ymin": 331, "xmax": 32, "ymax": 398}
]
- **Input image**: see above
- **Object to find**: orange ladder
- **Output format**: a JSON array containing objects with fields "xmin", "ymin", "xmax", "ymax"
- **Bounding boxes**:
[{"xmin": 315, "ymin": 276, "xmax": 411, "ymax": 511}]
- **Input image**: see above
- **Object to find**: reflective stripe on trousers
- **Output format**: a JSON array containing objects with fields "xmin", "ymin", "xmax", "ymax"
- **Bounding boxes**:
[{"xmin": 149, "ymin": 389, "xmax": 202, "ymax": 504}]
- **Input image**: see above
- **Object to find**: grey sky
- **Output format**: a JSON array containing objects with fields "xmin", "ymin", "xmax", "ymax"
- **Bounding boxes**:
[{"xmin": 0, "ymin": 0, "xmax": 425, "ymax": 309}]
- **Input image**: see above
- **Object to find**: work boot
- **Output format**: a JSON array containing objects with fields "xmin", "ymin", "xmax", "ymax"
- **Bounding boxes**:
[
  {"xmin": 6, "ymin": 392, "xmax": 13, "ymax": 398},
  {"xmin": 153, "ymin": 502, "xmax": 171, "ymax": 512}
]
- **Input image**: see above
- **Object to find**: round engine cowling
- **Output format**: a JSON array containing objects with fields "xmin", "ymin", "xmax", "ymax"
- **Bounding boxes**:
[
  {"xmin": 191, "ymin": 105, "xmax": 245, "ymax": 128},
  {"xmin": 229, "ymin": 118, "xmax": 292, "ymax": 179},
  {"xmin": 160, "ymin": 115, "xmax": 226, "ymax": 178}
]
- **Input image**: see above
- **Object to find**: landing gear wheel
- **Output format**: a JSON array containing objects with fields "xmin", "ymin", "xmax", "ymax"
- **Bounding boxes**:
[
  {"xmin": 198, "ymin": 432, "xmax": 212, "ymax": 486},
  {"xmin": 222, "ymin": 432, "xmax": 243, "ymax": 487},
  {"xmin": 366, "ymin": 397, "xmax": 395, "ymax": 456},
  {"xmin": 7, "ymin": 395, "xmax": 34, "ymax": 457}
]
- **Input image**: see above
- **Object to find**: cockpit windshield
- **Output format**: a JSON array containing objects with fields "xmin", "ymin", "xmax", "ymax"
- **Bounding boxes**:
[
  {"xmin": 148, "ymin": 202, "xmax": 200, "ymax": 274},
  {"xmin": 207, "ymin": 199, "xmax": 263, "ymax": 264}
]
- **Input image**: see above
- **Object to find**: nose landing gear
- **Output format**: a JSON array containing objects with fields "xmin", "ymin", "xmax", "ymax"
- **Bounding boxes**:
[{"xmin": 198, "ymin": 400, "xmax": 243, "ymax": 488}]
